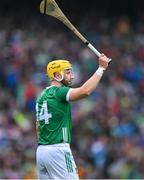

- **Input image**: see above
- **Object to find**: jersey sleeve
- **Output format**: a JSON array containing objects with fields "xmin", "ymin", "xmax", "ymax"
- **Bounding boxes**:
[{"xmin": 55, "ymin": 86, "xmax": 71, "ymax": 102}]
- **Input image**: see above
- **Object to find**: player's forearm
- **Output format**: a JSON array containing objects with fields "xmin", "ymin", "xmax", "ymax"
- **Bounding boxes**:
[{"xmin": 81, "ymin": 67, "xmax": 104, "ymax": 95}]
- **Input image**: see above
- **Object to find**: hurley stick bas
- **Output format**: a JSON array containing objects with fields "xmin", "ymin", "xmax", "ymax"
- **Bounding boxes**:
[{"xmin": 40, "ymin": 0, "xmax": 111, "ymax": 62}]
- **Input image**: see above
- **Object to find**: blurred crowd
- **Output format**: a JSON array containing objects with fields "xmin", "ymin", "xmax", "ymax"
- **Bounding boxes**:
[{"xmin": 0, "ymin": 14, "xmax": 144, "ymax": 179}]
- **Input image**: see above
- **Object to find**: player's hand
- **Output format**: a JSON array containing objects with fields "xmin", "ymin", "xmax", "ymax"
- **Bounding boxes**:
[{"xmin": 98, "ymin": 53, "xmax": 110, "ymax": 70}]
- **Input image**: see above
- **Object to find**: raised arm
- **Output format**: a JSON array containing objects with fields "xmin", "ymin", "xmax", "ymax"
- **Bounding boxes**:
[{"xmin": 68, "ymin": 54, "xmax": 109, "ymax": 101}]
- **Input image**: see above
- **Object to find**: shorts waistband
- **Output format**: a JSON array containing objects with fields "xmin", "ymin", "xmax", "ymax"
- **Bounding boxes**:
[{"xmin": 38, "ymin": 143, "xmax": 70, "ymax": 148}]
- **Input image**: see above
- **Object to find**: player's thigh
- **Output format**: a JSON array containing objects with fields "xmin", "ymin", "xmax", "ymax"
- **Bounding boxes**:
[
  {"xmin": 36, "ymin": 146, "xmax": 52, "ymax": 179},
  {"xmin": 44, "ymin": 146, "xmax": 79, "ymax": 179}
]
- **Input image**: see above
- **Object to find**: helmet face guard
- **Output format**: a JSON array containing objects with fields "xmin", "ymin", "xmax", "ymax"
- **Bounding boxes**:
[{"xmin": 47, "ymin": 60, "xmax": 72, "ymax": 81}]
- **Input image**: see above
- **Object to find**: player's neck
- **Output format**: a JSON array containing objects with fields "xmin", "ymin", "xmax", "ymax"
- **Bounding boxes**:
[{"xmin": 51, "ymin": 80, "xmax": 62, "ymax": 87}]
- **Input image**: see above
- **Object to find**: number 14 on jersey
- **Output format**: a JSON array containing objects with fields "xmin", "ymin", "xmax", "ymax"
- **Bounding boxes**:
[{"xmin": 36, "ymin": 101, "xmax": 52, "ymax": 124}]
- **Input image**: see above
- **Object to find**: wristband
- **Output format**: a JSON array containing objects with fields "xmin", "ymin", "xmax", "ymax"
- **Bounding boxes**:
[{"xmin": 95, "ymin": 67, "xmax": 105, "ymax": 76}]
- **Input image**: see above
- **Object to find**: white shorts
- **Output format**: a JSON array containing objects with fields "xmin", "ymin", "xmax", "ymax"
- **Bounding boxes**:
[{"xmin": 36, "ymin": 143, "xmax": 79, "ymax": 179}]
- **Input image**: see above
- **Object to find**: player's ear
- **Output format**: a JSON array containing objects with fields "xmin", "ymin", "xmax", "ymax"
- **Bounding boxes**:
[{"xmin": 54, "ymin": 72, "xmax": 62, "ymax": 80}]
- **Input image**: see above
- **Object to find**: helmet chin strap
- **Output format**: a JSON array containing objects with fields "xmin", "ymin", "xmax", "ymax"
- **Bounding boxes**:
[{"xmin": 53, "ymin": 70, "xmax": 72, "ymax": 86}]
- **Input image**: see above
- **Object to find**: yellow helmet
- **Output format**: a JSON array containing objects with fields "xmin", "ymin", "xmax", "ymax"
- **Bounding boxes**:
[{"xmin": 47, "ymin": 60, "xmax": 72, "ymax": 81}]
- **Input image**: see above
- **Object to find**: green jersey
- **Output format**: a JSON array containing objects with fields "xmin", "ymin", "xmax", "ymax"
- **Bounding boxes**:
[{"xmin": 36, "ymin": 85, "xmax": 72, "ymax": 145}]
